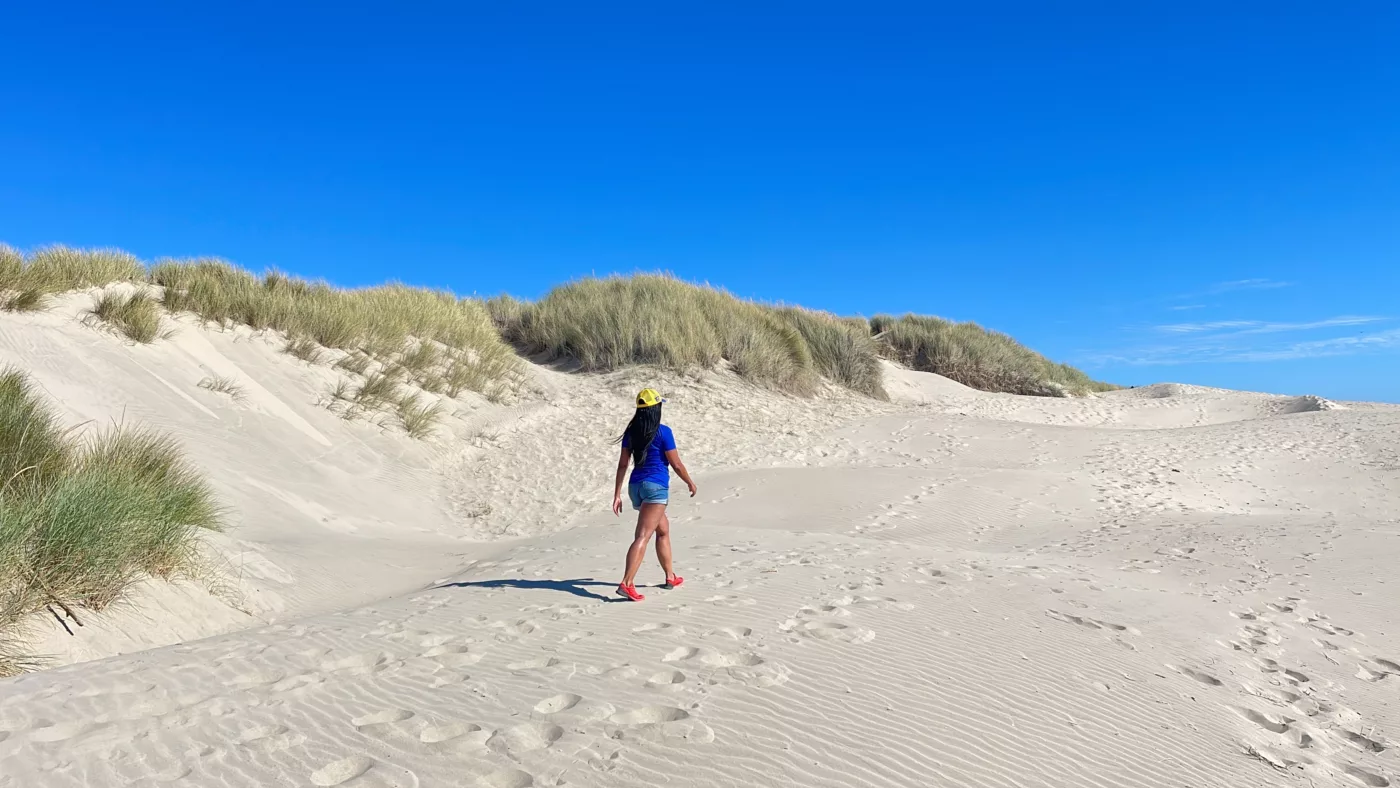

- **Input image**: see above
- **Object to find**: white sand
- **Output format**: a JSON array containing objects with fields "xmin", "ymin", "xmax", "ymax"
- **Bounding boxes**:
[{"xmin": 2, "ymin": 290, "xmax": 1398, "ymax": 787}]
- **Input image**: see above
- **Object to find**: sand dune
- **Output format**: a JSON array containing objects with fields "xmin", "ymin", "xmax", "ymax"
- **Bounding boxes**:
[{"xmin": 2, "ymin": 295, "xmax": 1398, "ymax": 787}]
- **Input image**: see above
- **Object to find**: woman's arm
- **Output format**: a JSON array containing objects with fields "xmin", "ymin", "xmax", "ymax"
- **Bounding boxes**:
[
  {"xmin": 611, "ymin": 446, "xmax": 631, "ymax": 516},
  {"xmin": 665, "ymin": 449, "xmax": 698, "ymax": 497}
]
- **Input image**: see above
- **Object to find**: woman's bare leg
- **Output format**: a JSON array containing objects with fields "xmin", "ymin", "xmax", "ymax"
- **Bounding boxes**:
[
  {"xmin": 654, "ymin": 510, "xmax": 677, "ymax": 582},
  {"xmin": 622, "ymin": 503, "xmax": 666, "ymax": 587}
]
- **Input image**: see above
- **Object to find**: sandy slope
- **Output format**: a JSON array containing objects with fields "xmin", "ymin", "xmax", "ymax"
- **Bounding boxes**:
[{"xmin": 2, "ymin": 294, "xmax": 1399, "ymax": 787}]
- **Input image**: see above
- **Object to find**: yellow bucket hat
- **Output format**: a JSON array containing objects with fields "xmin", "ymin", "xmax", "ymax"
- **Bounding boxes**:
[{"xmin": 635, "ymin": 388, "xmax": 665, "ymax": 408}]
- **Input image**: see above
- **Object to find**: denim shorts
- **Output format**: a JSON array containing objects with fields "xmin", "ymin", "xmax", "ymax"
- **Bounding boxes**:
[{"xmin": 628, "ymin": 481, "xmax": 670, "ymax": 509}]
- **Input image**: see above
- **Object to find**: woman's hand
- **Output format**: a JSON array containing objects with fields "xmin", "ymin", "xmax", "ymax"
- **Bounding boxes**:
[
  {"xmin": 612, "ymin": 493, "xmax": 624, "ymax": 516},
  {"xmin": 687, "ymin": 481, "xmax": 698, "ymax": 497}
]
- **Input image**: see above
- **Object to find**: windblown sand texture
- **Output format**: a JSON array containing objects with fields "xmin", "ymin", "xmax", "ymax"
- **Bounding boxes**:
[{"xmin": 2, "ymin": 290, "xmax": 1399, "ymax": 787}]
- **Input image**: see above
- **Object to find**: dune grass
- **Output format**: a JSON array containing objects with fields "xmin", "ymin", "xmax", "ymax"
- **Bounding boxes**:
[
  {"xmin": 0, "ymin": 244, "xmax": 45, "ymax": 313},
  {"xmin": 284, "ymin": 336, "xmax": 324, "ymax": 364},
  {"xmin": 149, "ymin": 258, "xmax": 519, "ymax": 401},
  {"xmin": 1, "ymin": 246, "xmax": 146, "ymax": 313},
  {"xmin": 3, "ymin": 241, "xmax": 1111, "ymax": 399},
  {"xmin": 88, "ymin": 289, "xmax": 163, "ymax": 343},
  {"xmin": 869, "ymin": 314, "xmax": 1116, "ymax": 396},
  {"xmin": 773, "ymin": 307, "xmax": 886, "ymax": 398},
  {"xmin": 198, "ymin": 376, "xmax": 246, "ymax": 401},
  {"xmin": 511, "ymin": 274, "xmax": 827, "ymax": 394},
  {"xmin": 500, "ymin": 275, "xmax": 1108, "ymax": 398},
  {"xmin": 21, "ymin": 246, "xmax": 145, "ymax": 292},
  {"xmin": 0, "ymin": 367, "xmax": 222, "ymax": 675},
  {"xmin": 396, "ymin": 393, "xmax": 445, "ymax": 439}
]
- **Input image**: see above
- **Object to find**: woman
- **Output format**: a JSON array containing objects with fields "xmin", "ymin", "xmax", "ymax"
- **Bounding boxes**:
[{"xmin": 611, "ymin": 388, "xmax": 698, "ymax": 601}]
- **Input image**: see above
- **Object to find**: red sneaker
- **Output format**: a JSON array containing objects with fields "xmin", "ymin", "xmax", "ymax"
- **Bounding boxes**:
[
  {"xmin": 617, "ymin": 584, "xmax": 645, "ymax": 601},
  {"xmin": 663, "ymin": 576, "xmax": 684, "ymax": 589}
]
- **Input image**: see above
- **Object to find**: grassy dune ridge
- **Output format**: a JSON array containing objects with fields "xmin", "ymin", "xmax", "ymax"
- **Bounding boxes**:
[
  {"xmin": 871, "ymin": 314, "xmax": 1118, "ymax": 396},
  {"xmin": 0, "ymin": 368, "xmax": 222, "ymax": 675},
  {"xmin": 495, "ymin": 274, "xmax": 1111, "ymax": 397},
  {"xmin": 2, "ymin": 244, "xmax": 1112, "ymax": 400}
]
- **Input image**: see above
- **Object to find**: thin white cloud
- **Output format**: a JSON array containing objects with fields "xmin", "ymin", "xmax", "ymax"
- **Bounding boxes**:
[
  {"xmin": 1157, "ymin": 316, "xmax": 1387, "ymax": 335},
  {"xmin": 1158, "ymin": 320, "xmax": 1262, "ymax": 334},
  {"xmin": 1169, "ymin": 304, "xmax": 1207, "ymax": 311},
  {"xmin": 1204, "ymin": 278, "xmax": 1294, "ymax": 295},
  {"xmin": 1083, "ymin": 316, "xmax": 1396, "ymax": 366},
  {"xmin": 1233, "ymin": 329, "xmax": 1400, "ymax": 361},
  {"xmin": 1160, "ymin": 278, "xmax": 1294, "ymax": 305}
]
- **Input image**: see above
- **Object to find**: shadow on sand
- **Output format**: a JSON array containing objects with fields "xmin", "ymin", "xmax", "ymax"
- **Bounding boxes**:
[{"xmin": 436, "ymin": 577, "xmax": 622, "ymax": 602}]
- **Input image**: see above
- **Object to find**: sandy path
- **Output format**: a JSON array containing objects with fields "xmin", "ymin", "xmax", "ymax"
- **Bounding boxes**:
[{"xmin": 3, "ymin": 301, "xmax": 1399, "ymax": 786}]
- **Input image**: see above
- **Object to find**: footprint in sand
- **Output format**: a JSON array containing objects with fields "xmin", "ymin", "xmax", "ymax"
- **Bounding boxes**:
[
  {"xmin": 507, "ymin": 656, "xmax": 560, "ymax": 673},
  {"xmin": 599, "ymin": 663, "xmax": 640, "ymax": 680},
  {"xmin": 490, "ymin": 620, "xmax": 541, "ymax": 641},
  {"xmin": 533, "ymin": 693, "xmax": 582, "ymax": 714},
  {"xmin": 487, "ymin": 722, "xmax": 563, "ymax": 756},
  {"xmin": 478, "ymin": 768, "xmax": 536, "ymax": 788},
  {"xmin": 28, "ymin": 720, "xmax": 101, "ymax": 744},
  {"xmin": 646, "ymin": 670, "xmax": 687, "ymax": 688},
  {"xmin": 420, "ymin": 722, "xmax": 490, "ymax": 754},
  {"xmin": 423, "ymin": 644, "xmax": 483, "ymax": 666},
  {"xmin": 533, "ymin": 692, "xmax": 616, "ymax": 722},
  {"xmin": 633, "ymin": 622, "xmax": 684, "ymax": 635},
  {"xmin": 229, "ymin": 669, "xmax": 286, "ymax": 690},
  {"xmin": 320, "ymin": 652, "xmax": 392, "ymax": 677},
  {"xmin": 1340, "ymin": 729, "xmax": 1388, "ymax": 754},
  {"xmin": 240, "ymin": 723, "xmax": 306, "ymax": 752},
  {"xmin": 1339, "ymin": 764, "xmax": 1390, "ymax": 787},
  {"xmin": 704, "ymin": 594, "xmax": 756, "ymax": 607},
  {"xmin": 309, "ymin": 756, "xmax": 375, "ymax": 786},
  {"xmin": 780, "ymin": 619, "xmax": 875, "ymax": 644},
  {"xmin": 1169, "ymin": 665, "xmax": 1224, "ymax": 687},
  {"xmin": 269, "ymin": 672, "xmax": 326, "ymax": 694},
  {"xmin": 608, "ymin": 706, "xmax": 714, "ymax": 743},
  {"xmin": 1230, "ymin": 705, "xmax": 1293, "ymax": 734},
  {"xmin": 610, "ymin": 706, "xmax": 690, "ymax": 724},
  {"xmin": 663, "ymin": 646, "xmax": 764, "ymax": 668},
  {"xmin": 431, "ymin": 669, "xmax": 471, "ymax": 688},
  {"xmin": 1046, "ymin": 609, "xmax": 1136, "ymax": 635},
  {"xmin": 352, "ymin": 709, "xmax": 416, "ymax": 740}
]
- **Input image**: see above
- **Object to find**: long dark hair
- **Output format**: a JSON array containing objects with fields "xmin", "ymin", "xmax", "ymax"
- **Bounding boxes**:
[{"xmin": 617, "ymin": 403, "xmax": 662, "ymax": 466}]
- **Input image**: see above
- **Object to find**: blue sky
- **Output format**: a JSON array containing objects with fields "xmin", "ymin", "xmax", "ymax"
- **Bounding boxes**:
[{"xmin": 3, "ymin": 3, "xmax": 1397, "ymax": 401}]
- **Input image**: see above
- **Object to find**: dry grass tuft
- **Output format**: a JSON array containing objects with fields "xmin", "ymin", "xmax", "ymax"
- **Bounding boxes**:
[
  {"xmin": 19, "ymin": 246, "xmax": 145, "ymax": 293},
  {"xmin": 150, "ymin": 258, "xmax": 520, "ymax": 399},
  {"xmin": 284, "ymin": 336, "xmax": 324, "ymax": 364},
  {"xmin": 88, "ymin": 289, "xmax": 163, "ymax": 343},
  {"xmin": 516, "ymin": 274, "xmax": 822, "ymax": 394},
  {"xmin": 773, "ymin": 307, "xmax": 886, "ymax": 399},
  {"xmin": 198, "ymin": 376, "xmax": 246, "ymax": 401},
  {"xmin": 0, "ymin": 367, "xmax": 221, "ymax": 675},
  {"xmin": 396, "ymin": 393, "xmax": 445, "ymax": 440},
  {"xmin": 870, "ymin": 314, "xmax": 1115, "ymax": 396}
]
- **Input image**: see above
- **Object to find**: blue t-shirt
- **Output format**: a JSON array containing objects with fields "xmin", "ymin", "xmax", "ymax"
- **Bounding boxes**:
[{"xmin": 622, "ymin": 424, "xmax": 676, "ymax": 487}]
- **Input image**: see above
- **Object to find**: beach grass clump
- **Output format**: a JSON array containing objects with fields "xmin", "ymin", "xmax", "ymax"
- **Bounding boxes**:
[
  {"xmin": 19, "ymin": 246, "xmax": 145, "ymax": 293},
  {"xmin": 0, "ymin": 367, "xmax": 221, "ymax": 675},
  {"xmin": 198, "ymin": 376, "xmax": 246, "ymax": 401},
  {"xmin": 773, "ymin": 307, "xmax": 886, "ymax": 399},
  {"xmin": 88, "ymin": 289, "xmax": 163, "ymax": 343},
  {"xmin": 515, "ymin": 274, "xmax": 822, "ymax": 395},
  {"xmin": 0, "ymin": 370, "xmax": 73, "ymax": 500},
  {"xmin": 485, "ymin": 294, "xmax": 528, "ymax": 340},
  {"xmin": 150, "ymin": 259, "xmax": 519, "ymax": 400},
  {"xmin": 870, "ymin": 314, "xmax": 1113, "ymax": 396},
  {"xmin": 396, "ymin": 393, "xmax": 445, "ymax": 440},
  {"xmin": 352, "ymin": 367, "xmax": 404, "ymax": 411},
  {"xmin": 0, "ymin": 245, "xmax": 46, "ymax": 313},
  {"xmin": 284, "ymin": 336, "xmax": 324, "ymax": 364}
]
